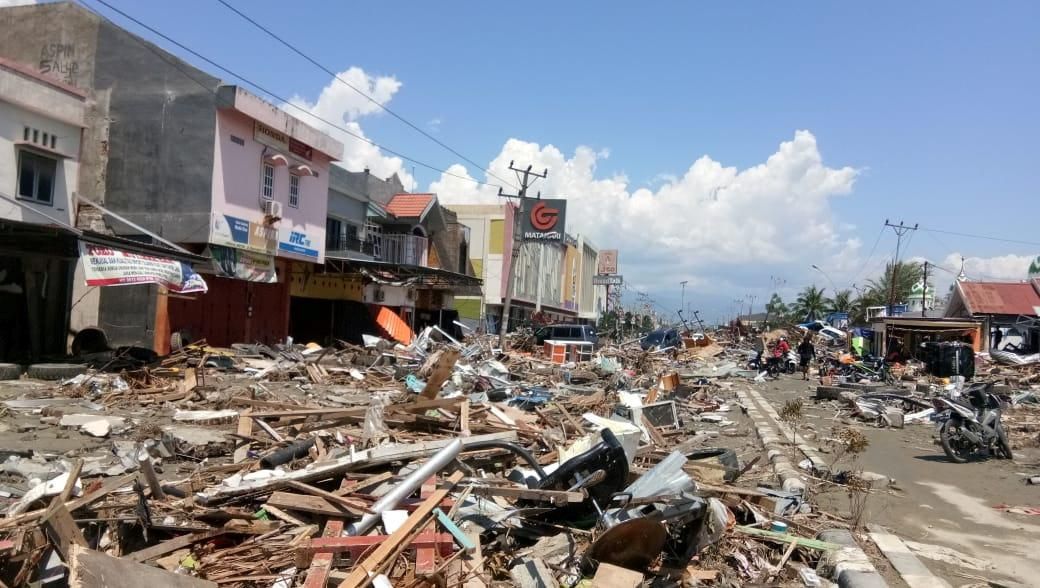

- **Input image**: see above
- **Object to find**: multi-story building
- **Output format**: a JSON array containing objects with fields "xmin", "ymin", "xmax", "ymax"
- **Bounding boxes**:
[
  {"xmin": 0, "ymin": 2, "xmax": 343, "ymax": 351},
  {"xmin": 448, "ymin": 202, "xmax": 605, "ymax": 332}
]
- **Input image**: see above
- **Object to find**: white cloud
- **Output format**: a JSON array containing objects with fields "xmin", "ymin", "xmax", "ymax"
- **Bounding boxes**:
[
  {"xmin": 940, "ymin": 253, "xmax": 1035, "ymax": 282},
  {"xmin": 286, "ymin": 67, "xmax": 415, "ymax": 189},
  {"xmin": 434, "ymin": 131, "xmax": 859, "ymax": 294},
  {"xmin": 427, "ymin": 118, "xmax": 442, "ymax": 133},
  {"xmin": 0, "ymin": 0, "xmax": 36, "ymax": 6}
]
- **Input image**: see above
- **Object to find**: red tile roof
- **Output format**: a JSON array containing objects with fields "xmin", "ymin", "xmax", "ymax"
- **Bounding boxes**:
[
  {"xmin": 386, "ymin": 194, "xmax": 434, "ymax": 219},
  {"xmin": 957, "ymin": 281, "xmax": 1040, "ymax": 316}
]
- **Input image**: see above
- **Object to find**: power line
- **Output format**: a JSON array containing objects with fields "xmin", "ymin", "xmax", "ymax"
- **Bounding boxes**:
[
  {"xmin": 852, "ymin": 224, "xmax": 886, "ymax": 283},
  {"xmin": 212, "ymin": 0, "xmax": 517, "ymax": 192},
  {"xmin": 919, "ymin": 226, "xmax": 1040, "ymax": 247},
  {"xmin": 80, "ymin": 0, "xmax": 502, "ymax": 190}
]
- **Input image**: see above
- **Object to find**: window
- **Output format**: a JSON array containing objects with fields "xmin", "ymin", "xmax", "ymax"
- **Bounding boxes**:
[
  {"xmin": 17, "ymin": 150, "xmax": 57, "ymax": 205},
  {"xmin": 326, "ymin": 217, "xmax": 342, "ymax": 250},
  {"xmin": 288, "ymin": 174, "xmax": 300, "ymax": 208},
  {"xmin": 261, "ymin": 163, "xmax": 274, "ymax": 200}
]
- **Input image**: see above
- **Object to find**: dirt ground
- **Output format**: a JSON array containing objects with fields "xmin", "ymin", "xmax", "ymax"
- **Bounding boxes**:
[{"xmin": 760, "ymin": 375, "xmax": 1040, "ymax": 587}]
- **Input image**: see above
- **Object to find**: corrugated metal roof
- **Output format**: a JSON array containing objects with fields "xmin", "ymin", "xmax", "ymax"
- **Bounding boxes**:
[
  {"xmin": 957, "ymin": 281, "xmax": 1040, "ymax": 316},
  {"xmin": 386, "ymin": 194, "xmax": 434, "ymax": 219}
]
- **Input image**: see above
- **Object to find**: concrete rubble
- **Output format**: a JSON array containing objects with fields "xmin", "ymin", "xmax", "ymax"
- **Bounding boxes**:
[{"xmin": 0, "ymin": 329, "xmax": 1034, "ymax": 587}]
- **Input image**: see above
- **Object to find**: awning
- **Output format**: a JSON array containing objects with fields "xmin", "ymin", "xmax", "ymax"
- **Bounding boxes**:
[
  {"xmin": 324, "ymin": 256, "xmax": 482, "ymax": 288},
  {"xmin": 374, "ymin": 305, "xmax": 413, "ymax": 344}
]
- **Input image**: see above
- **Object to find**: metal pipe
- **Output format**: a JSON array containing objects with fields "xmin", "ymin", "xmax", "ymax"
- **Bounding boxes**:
[{"xmin": 346, "ymin": 439, "xmax": 463, "ymax": 536}]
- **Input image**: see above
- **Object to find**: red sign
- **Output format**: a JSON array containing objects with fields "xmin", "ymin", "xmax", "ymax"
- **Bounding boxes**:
[
  {"xmin": 289, "ymin": 138, "xmax": 312, "ymax": 161},
  {"xmin": 521, "ymin": 199, "xmax": 567, "ymax": 241},
  {"xmin": 531, "ymin": 201, "xmax": 559, "ymax": 230}
]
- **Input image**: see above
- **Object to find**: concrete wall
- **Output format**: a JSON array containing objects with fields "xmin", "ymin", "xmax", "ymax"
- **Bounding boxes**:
[{"xmin": 0, "ymin": 77, "xmax": 83, "ymax": 226}]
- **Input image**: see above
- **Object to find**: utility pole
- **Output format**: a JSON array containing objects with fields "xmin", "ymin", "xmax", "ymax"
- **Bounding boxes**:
[
  {"xmin": 884, "ymin": 219, "xmax": 918, "ymax": 316},
  {"xmin": 679, "ymin": 280, "xmax": 688, "ymax": 323},
  {"xmin": 921, "ymin": 261, "xmax": 929, "ymax": 317},
  {"xmin": 498, "ymin": 162, "xmax": 548, "ymax": 350}
]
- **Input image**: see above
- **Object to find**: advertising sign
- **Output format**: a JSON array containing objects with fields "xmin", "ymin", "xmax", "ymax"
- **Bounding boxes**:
[
  {"xmin": 254, "ymin": 121, "xmax": 289, "ymax": 152},
  {"xmin": 597, "ymin": 249, "xmax": 618, "ymax": 275},
  {"xmin": 278, "ymin": 229, "xmax": 321, "ymax": 260},
  {"xmin": 592, "ymin": 274, "xmax": 623, "ymax": 286},
  {"xmin": 520, "ymin": 199, "xmax": 567, "ymax": 241},
  {"xmin": 209, "ymin": 245, "xmax": 277, "ymax": 283},
  {"xmin": 80, "ymin": 244, "xmax": 207, "ymax": 294},
  {"xmin": 210, "ymin": 213, "xmax": 278, "ymax": 255}
]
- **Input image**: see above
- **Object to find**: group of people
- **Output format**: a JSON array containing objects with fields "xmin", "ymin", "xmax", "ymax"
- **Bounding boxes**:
[{"xmin": 761, "ymin": 334, "xmax": 818, "ymax": 380}]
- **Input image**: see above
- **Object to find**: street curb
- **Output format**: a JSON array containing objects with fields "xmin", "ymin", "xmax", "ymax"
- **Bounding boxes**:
[
  {"xmin": 736, "ymin": 386, "xmax": 888, "ymax": 588},
  {"xmin": 866, "ymin": 525, "xmax": 951, "ymax": 588}
]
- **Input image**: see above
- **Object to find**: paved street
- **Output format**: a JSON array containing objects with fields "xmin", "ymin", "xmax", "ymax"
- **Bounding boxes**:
[{"xmin": 757, "ymin": 375, "xmax": 1040, "ymax": 586}]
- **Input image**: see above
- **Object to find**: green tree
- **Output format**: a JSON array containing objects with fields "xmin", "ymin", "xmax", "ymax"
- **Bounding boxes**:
[
  {"xmin": 641, "ymin": 315, "xmax": 653, "ymax": 332},
  {"xmin": 830, "ymin": 289, "xmax": 853, "ymax": 313},
  {"xmin": 865, "ymin": 261, "xmax": 924, "ymax": 307},
  {"xmin": 793, "ymin": 285, "xmax": 829, "ymax": 321},
  {"xmin": 764, "ymin": 293, "xmax": 789, "ymax": 328}
]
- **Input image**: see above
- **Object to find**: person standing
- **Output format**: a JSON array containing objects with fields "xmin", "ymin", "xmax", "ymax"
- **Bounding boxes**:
[{"xmin": 797, "ymin": 335, "xmax": 816, "ymax": 380}]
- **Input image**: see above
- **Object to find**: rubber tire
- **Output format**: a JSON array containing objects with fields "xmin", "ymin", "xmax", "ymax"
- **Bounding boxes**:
[
  {"xmin": 686, "ymin": 447, "xmax": 740, "ymax": 481},
  {"xmin": 0, "ymin": 363, "xmax": 22, "ymax": 381},
  {"xmin": 997, "ymin": 425, "xmax": 1013, "ymax": 460},
  {"xmin": 26, "ymin": 363, "xmax": 88, "ymax": 381},
  {"xmin": 939, "ymin": 422, "xmax": 970, "ymax": 464}
]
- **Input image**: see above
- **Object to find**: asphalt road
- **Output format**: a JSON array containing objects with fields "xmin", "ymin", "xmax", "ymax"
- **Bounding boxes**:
[{"xmin": 759, "ymin": 376, "xmax": 1040, "ymax": 586}]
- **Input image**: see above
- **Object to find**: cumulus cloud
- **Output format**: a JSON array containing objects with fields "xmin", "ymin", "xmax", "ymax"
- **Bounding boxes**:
[
  {"xmin": 434, "ymin": 131, "xmax": 860, "ymax": 295},
  {"xmin": 286, "ymin": 67, "xmax": 415, "ymax": 188},
  {"xmin": 941, "ymin": 253, "xmax": 1035, "ymax": 282}
]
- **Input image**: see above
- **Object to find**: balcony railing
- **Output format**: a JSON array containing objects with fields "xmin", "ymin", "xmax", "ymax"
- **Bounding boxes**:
[
  {"xmin": 378, "ymin": 234, "xmax": 428, "ymax": 266},
  {"xmin": 326, "ymin": 234, "xmax": 375, "ymax": 257}
]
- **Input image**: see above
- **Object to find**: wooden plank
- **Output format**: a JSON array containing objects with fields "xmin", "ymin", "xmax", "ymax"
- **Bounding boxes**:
[
  {"xmin": 338, "ymin": 471, "xmax": 464, "ymax": 588},
  {"xmin": 267, "ymin": 492, "xmax": 359, "ymax": 518},
  {"xmin": 261, "ymin": 505, "xmax": 307, "ymax": 527},
  {"xmin": 415, "ymin": 477, "xmax": 437, "ymax": 576},
  {"xmin": 593, "ymin": 562, "xmax": 643, "ymax": 588},
  {"xmin": 181, "ymin": 367, "xmax": 198, "ymax": 396},
  {"xmin": 233, "ymin": 410, "xmax": 253, "ymax": 464},
  {"xmin": 69, "ymin": 545, "xmax": 216, "ymax": 588},
  {"xmin": 302, "ymin": 520, "xmax": 343, "ymax": 588},
  {"xmin": 734, "ymin": 526, "xmax": 839, "ymax": 551},
  {"xmin": 419, "ymin": 349, "xmax": 460, "ymax": 399},
  {"xmin": 252, "ymin": 417, "xmax": 285, "ymax": 443},
  {"xmin": 40, "ymin": 500, "xmax": 87, "ymax": 560},
  {"xmin": 459, "ymin": 399, "xmax": 471, "ymax": 436},
  {"xmin": 126, "ymin": 529, "xmax": 228, "ymax": 563},
  {"xmin": 307, "ymin": 533, "xmax": 455, "ymax": 557},
  {"xmin": 59, "ymin": 460, "xmax": 84, "ymax": 503},
  {"xmin": 390, "ymin": 397, "xmax": 465, "ymax": 415},
  {"xmin": 641, "ymin": 415, "xmax": 667, "ymax": 446},
  {"xmin": 285, "ymin": 481, "xmax": 369, "ymax": 515}
]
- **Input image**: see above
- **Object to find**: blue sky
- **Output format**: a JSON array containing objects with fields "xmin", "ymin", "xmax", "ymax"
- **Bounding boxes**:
[{"xmin": 83, "ymin": 0, "xmax": 1039, "ymax": 321}]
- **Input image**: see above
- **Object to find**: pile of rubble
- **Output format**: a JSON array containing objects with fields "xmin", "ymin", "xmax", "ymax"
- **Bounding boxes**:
[{"xmin": 0, "ymin": 329, "xmax": 890, "ymax": 587}]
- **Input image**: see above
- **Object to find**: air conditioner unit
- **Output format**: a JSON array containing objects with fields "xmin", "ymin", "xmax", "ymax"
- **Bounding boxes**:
[
  {"xmin": 262, "ymin": 200, "xmax": 282, "ymax": 220},
  {"xmin": 373, "ymin": 288, "xmax": 385, "ymax": 302}
]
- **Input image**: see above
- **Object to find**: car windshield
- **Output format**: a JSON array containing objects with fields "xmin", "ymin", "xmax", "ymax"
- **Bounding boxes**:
[{"xmin": 645, "ymin": 330, "xmax": 666, "ymax": 343}]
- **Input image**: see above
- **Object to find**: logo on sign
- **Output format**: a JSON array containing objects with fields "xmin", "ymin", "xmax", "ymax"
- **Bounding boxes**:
[
  {"xmin": 530, "ymin": 201, "xmax": 559, "ymax": 231},
  {"xmin": 289, "ymin": 231, "xmax": 310, "ymax": 246}
]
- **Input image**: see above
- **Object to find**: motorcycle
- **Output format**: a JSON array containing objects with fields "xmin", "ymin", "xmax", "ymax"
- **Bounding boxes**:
[{"xmin": 933, "ymin": 383, "xmax": 1012, "ymax": 463}]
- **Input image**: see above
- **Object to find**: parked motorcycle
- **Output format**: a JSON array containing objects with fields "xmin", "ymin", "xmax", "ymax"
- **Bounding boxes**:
[{"xmin": 934, "ymin": 383, "xmax": 1012, "ymax": 463}]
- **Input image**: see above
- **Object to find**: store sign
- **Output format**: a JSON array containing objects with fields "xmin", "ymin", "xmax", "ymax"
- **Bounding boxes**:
[
  {"xmin": 278, "ymin": 229, "xmax": 320, "ymax": 259},
  {"xmin": 210, "ymin": 213, "xmax": 278, "ymax": 254},
  {"xmin": 598, "ymin": 249, "xmax": 618, "ymax": 275},
  {"xmin": 592, "ymin": 274, "xmax": 623, "ymax": 286},
  {"xmin": 520, "ymin": 199, "xmax": 567, "ymax": 241},
  {"xmin": 80, "ymin": 243, "xmax": 207, "ymax": 294},
  {"xmin": 254, "ymin": 121, "xmax": 289, "ymax": 152},
  {"xmin": 209, "ymin": 244, "xmax": 277, "ymax": 283},
  {"xmin": 289, "ymin": 138, "xmax": 313, "ymax": 161}
]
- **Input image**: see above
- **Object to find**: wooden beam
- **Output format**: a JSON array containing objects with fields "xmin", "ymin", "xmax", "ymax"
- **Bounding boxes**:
[
  {"xmin": 465, "ymin": 486, "xmax": 585, "ymax": 505},
  {"xmin": 69, "ymin": 545, "xmax": 216, "ymax": 588},
  {"xmin": 302, "ymin": 520, "xmax": 343, "ymax": 588},
  {"xmin": 337, "ymin": 472, "xmax": 464, "ymax": 588},
  {"xmin": 233, "ymin": 410, "xmax": 254, "ymax": 463},
  {"xmin": 284, "ymin": 481, "xmax": 369, "ymax": 515},
  {"xmin": 40, "ymin": 500, "xmax": 87, "ymax": 560},
  {"xmin": 126, "ymin": 529, "xmax": 228, "ymax": 563},
  {"xmin": 266, "ymin": 492, "xmax": 360, "ymax": 518},
  {"xmin": 419, "ymin": 349, "xmax": 460, "ymax": 399}
]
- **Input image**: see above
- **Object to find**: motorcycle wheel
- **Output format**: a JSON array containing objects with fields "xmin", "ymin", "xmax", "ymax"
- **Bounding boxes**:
[
  {"xmin": 997, "ymin": 426, "xmax": 1014, "ymax": 460},
  {"xmin": 939, "ymin": 422, "xmax": 972, "ymax": 463}
]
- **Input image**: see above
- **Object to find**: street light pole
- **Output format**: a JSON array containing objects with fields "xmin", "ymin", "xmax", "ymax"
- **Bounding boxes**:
[
  {"xmin": 679, "ymin": 280, "xmax": 688, "ymax": 322},
  {"xmin": 811, "ymin": 264, "xmax": 838, "ymax": 294}
]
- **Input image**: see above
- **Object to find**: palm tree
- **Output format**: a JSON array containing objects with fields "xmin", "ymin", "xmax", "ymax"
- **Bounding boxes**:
[
  {"xmin": 830, "ymin": 289, "xmax": 853, "ymax": 313},
  {"xmin": 794, "ymin": 285, "xmax": 829, "ymax": 321},
  {"xmin": 865, "ymin": 261, "xmax": 923, "ymax": 307},
  {"xmin": 764, "ymin": 293, "xmax": 789, "ymax": 328}
]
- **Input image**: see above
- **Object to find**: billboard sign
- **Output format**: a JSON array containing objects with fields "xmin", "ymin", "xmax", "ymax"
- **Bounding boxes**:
[
  {"xmin": 80, "ymin": 244, "xmax": 208, "ymax": 294},
  {"xmin": 592, "ymin": 274, "xmax": 623, "ymax": 286},
  {"xmin": 597, "ymin": 249, "xmax": 618, "ymax": 275},
  {"xmin": 520, "ymin": 199, "xmax": 566, "ymax": 241}
]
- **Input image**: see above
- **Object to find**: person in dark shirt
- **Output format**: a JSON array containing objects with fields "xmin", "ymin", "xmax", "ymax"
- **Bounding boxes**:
[{"xmin": 797, "ymin": 335, "xmax": 816, "ymax": 380}]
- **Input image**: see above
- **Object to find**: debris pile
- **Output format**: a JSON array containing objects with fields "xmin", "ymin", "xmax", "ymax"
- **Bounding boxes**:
[{"xmin": 0, "ymin": 331, "xmax": 916, "ymax": 586}]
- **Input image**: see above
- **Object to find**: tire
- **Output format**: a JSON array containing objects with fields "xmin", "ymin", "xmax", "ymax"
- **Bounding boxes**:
[
  {"xmin": 686, "ymin": 448, "xmax": 740, "ymax": 481},
  {"xmin": 0, "ymin": 363, "xmax": 22, "ymax": 381},
  {"xmin": 997, "ymin": 425, "xmax": 1013, "ymax": 460},
  {"xmin": 26, "ymin": 363, "xmax": 88, "ymax": 381},
  {"xmin": 939, "ymin": 421, "xmax": 971, "ymax": 464}
]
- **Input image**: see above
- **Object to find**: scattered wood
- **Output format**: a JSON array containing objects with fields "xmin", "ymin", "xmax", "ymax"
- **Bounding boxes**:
[{"xmin": 69, "ymin": 545, "xmax": 217, "ymax": 588}]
